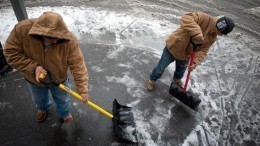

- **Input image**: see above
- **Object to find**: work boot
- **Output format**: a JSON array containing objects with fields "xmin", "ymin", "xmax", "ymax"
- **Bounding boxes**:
[
  {"xmin": 36, "ymin": 110, "xmax": 48, "ymax": 122},
  {"xmin": 173, "ymin": 77, "xmax": 183, "ymax": 87},
  {"xmin": 146, "ymin": 79, "xmax": 155, "ymax": 91},
  {"xmin": 63, "ymin": 114, "xmax": 73, "ymax": 124}
]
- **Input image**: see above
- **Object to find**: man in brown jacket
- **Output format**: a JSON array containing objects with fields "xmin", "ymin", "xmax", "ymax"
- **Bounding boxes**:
[
  {"xmin": 4, "ymin": 11, "xmax": 89, "ymax": 123},
  {"xmin": 147, "ymin": 11, "xmax": 235, "ymax": 90}
]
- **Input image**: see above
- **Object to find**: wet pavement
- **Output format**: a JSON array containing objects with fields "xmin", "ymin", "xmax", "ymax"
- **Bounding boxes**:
[
  {"xmin": 0, "ymin": 0, "xmax": 260, "ymax": 145},
  {"xmin": 1, "ymin": 42, "xmax": 259, "ymax": 145},
  {"xmin": 0, "ymin": 43, "xmax": 198, "ymax": 146}
]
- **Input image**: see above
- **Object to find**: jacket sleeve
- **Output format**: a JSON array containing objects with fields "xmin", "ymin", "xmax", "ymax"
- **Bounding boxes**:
[
  {"xmin": 4, "ymin": 24, "xmax": 38, "ymax": 74},
  {"xmin": 181, "ymin": 12, "xmax": 216, "ymax": 65},
  {"xmin": 180, "ymin": 12, "xmax": 207, "ymax": 37},
  {"xmin": 194, "ymin": 39, "xmax": 216, "ymax": 65},
  {"xmin": 67, "ymin": 39, "xmax": 89, "ymax": 97}
]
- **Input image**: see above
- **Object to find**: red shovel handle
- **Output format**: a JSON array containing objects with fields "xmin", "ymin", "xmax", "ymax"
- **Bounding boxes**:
[
  {"xmin": 183, "ymin": 51, "xmax": 196, "ymax": 92},
  {"xmin": 183, "ymin": 39, "xmax": 202, "ymax": 92}
]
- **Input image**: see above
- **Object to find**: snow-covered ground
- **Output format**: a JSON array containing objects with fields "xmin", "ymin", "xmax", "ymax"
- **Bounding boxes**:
[{"xmin": 0, "ymin": 4, "xmax": 259, "ymax": 146}]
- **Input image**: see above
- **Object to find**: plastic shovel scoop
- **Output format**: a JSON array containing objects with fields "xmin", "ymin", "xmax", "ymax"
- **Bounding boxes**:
[{"xmin": 113, "ymin": 99, "xmax": 137, "ymax": 143}]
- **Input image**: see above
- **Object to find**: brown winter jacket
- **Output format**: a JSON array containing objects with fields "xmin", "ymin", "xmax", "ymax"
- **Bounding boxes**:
[
  {"xmin": 166, "ymin": 11, "xmax": 218, "ymax": 65},
  {"xmin": 4, "ymin": 12, "xmax": 89, "ymax": 97}
]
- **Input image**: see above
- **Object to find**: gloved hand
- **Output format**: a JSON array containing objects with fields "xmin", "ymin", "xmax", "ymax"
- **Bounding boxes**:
[
  {"xmin": 188, "ymin": 62, "xmax": 197, "ymax": 71},
  {"xmin": 35, "ymin": 66, "xmax": 47, "ymax": 82}
]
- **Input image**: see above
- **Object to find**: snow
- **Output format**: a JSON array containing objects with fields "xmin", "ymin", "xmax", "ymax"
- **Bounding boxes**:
[
  {"xmin": 105, "ymin": 74, "xmax": 145, "ymax": 98},
  {"xmin": 0, "ymin": 4, "xmax": 259, "ymax": 146}
]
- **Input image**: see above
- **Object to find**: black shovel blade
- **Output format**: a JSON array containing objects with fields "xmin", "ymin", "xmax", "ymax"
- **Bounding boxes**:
[
  {"xmin": 169, "ymin": 82, "xmax": 201, "ymax": 110},
  {"xmin": 112, "ymin": 99, "xmax": 138, "ymax": 143}
]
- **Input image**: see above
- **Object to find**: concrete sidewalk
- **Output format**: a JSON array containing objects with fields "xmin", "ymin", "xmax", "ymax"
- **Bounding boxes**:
[
  {"xmin": 0, "ymin": 43, "xmax": 201, "ymax": 146},
  {"xmin": 1, "ymin": 0, "xmax": 260, "ymax": 145},
  {"xmin": 1, "ymin": 41, "xmax": 259, "ymax": 146}
]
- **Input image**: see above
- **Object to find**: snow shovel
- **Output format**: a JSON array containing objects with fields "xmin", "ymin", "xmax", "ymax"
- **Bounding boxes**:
[
  {"xmin": 169, "ymin": 42, "xmax": 201, "ymax": 110},
  {"xmin": 39, "ymin": 72, "xmax": 138, "ymax": 143}
]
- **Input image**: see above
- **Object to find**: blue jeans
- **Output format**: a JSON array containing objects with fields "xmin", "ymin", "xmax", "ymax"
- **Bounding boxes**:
[
  {"xmin": 150, "ymin": 46, "xmax": 189, "ymax": 81},
  {"xmin": 26, "ymin": 79, "xmax": 71, "ymax": 119}
]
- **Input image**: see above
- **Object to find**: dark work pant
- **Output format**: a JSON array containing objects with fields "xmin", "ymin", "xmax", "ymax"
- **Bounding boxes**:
[{"xmin": 150, "ymin": 46, "xmax": 189, "ymax": 81}]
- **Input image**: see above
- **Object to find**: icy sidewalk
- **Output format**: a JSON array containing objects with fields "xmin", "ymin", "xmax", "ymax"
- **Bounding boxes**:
[{"xmin": 0, "ymin": 5, "xmax": 259, "ymax": 146}]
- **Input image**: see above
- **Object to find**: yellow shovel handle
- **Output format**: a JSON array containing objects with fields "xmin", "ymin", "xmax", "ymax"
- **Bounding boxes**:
[
  {"xmin": 39, "ymin": 72, "xmax": 113, "ymax": 119},
  {"xmin": 58, "ymin": 84, "xmax": 114, "ymax": 119}
]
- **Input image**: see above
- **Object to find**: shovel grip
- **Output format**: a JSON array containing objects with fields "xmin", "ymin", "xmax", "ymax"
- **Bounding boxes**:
[
  {"xmin": 38, "ymin": 72, "xmax": 59, "ymax": 86},
  {"xmin": 39, "ymin": 73, "xmax": 46, "ymax": 79},
  {"xmin": 58, "ymin": 84, "xmax": 114, "ymax": 119}
]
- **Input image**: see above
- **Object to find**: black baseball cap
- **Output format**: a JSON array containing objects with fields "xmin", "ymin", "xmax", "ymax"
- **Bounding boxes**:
[{"xmin": 216, "ymin": 16, "xmax": 235, "ymax": 35}]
